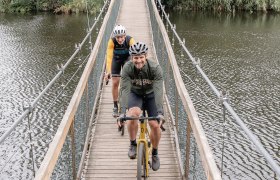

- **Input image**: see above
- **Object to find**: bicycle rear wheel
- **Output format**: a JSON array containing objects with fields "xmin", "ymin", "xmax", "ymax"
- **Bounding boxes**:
[
  {"xmin": 121, "ymin": 124, "xmax": 125, "ymax": 136},
  {"xmin": 137, "ymin": 142, "xmax": 146, "ymax": 180}
]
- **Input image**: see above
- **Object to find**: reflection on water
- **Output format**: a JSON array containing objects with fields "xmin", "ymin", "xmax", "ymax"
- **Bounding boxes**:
[
  {"xmin": 168, "ymin": 11, "xmax": 280, "ymax": 179},
  {"xmin": 0, "ymin": 13, "xmax": 94, "ymax": 179}
]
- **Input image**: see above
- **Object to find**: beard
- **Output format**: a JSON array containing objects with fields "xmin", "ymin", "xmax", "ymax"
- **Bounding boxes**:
[{"xmin": 134, "ymin": 61, "xmax": 145, "ymax": 69}]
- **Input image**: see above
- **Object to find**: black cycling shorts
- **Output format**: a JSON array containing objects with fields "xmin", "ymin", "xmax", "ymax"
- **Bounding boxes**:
[
  {"xmin": 127, "ymin": 91, "xmax": 159, "ymax": 121},
  {"xmin": 111, "ymin": 58, "xmax": 129, "ymax": 77}
]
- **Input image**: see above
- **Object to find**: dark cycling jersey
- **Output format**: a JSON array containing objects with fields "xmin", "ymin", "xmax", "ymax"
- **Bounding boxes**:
[
  {"xmin": 112, "ymin": 35, "xmax": 132, "ymax": 61},
  {"xmin": 120, "ymin": 59, "xmax": 163, "ymax": 114},
  {"xmin": 106, "ymin": 36, "xmax": 135, "ymax": 75}
]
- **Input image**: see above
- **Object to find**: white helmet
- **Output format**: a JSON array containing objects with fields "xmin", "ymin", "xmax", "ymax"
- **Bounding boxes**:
[
  {"xmin": 129, "ymin": 42, "xmax": 148, "ymax": 55},
  {"xmin": 113, "ymin": 25, "xmax": 126, "ymax": 37}
]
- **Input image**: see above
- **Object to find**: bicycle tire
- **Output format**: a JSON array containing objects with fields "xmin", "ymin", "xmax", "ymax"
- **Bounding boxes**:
[
  {"xmin": 121, "ymin": 124, "xmax": 125, "ymax": 136},
  {"xmin": 137, "ymin": 142, "xmax": 146, "ymax": 180}
]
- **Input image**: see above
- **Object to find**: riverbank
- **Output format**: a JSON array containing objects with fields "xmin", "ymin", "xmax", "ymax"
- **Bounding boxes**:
[
  {"xmin": 162, "ymin": 0, "xmax": 280, "ymax": 13},
  {"xmin": 0, "ymin": 0, "xmax": 102, "ymax": 14}
]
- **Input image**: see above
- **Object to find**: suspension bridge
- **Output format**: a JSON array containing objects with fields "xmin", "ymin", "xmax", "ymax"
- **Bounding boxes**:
[{"xmin": 0, "ymin": 0, "xmax": 279, "ymax": 179}]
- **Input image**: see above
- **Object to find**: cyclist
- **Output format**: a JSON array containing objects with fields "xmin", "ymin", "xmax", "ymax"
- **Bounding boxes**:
[
  {"xmin": 104, "ymin": 25, "xmax": 135, "ymax": 117},
  {"xmin": 119, "ymin": 42, "xmax": 164, "ymax": 171}
]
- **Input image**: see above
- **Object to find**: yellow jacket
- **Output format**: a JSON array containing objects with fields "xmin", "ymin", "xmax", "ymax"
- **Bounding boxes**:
[{"xmin": 106, "ymin": 36, "xmax": 135, "ymax": 74}]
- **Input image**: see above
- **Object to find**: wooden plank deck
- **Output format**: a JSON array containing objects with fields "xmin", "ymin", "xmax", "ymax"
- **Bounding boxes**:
[{"xmin": 83, "ymin": 0, "xmax": 182, "ymax": 179}]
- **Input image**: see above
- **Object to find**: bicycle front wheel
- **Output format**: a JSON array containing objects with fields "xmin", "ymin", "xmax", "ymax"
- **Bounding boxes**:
[
  {"xmin": 121, "ymin": 124, "xmax": 125, "ymax": 136},
  {"xmin": 137, "ymin": 142, "xmax": 146, "ymax": 180}
]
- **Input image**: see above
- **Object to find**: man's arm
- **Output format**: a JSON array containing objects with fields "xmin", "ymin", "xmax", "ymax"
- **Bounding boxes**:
[
  {"xmin": 152, "ymin": 64, "xmax": 164, "ymax": 114},
  {"xmin": 119, "ymin": 64, "xmax": 132, "ymax": 113},
  {"xmin": 106, "ymin": 39, "xmax": 114, "ymax": 74}
]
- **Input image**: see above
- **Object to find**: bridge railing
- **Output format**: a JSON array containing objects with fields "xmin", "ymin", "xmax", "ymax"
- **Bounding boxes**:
[
  {"xmin": 34, "ymin": 0, "xmax": 121, "ymax": 179},
  {"xmin": 148, "ymin": 0, "xmax": 221, "ymax": 179},
  {"xmin": 151, "ymin": 0, "xmax": 280, "ymax": 179}
]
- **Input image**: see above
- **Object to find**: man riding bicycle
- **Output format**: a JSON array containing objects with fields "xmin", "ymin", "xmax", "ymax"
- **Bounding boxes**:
[
  {"xmin": 104, "ymin": 25, "xmax": 135, "ymax": 117},
  {"xmin": 119, "ymin": 42, "xmax": 164, "ymax": 171}
]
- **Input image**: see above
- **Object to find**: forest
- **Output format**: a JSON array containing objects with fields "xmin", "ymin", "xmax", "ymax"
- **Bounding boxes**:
[
  {"xmin": 162, "ymin": 0, "xmax": 280, "ymax": 12},
  {"xmin": 0, "ymin": 0, "xmax": 103, "ymax": 13},
  {"xmin": 1, "ymin": 0, "xmax": 279, "ymax": 13}
]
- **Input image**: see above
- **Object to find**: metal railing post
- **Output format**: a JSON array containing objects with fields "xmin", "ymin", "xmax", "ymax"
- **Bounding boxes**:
[
  {"xmin": 185, "ymin": 119, "xmax": 191, "ymax": 180},
  {"xmin": 192, "ymin": 140, "xmax": 197, "ymax": 179},
  {"xmin": 165, "ymin": 58, "xmax": 171, "ymax": 95},
  {"xmin": 86, "ymin": 83, "xmax": 89, "ymax": 127},
  {"xmin": 157, "ymin": 23, "xmax": 160, "ymax": 55},
  {"xmin": 85, "ymin": 0, "xmax": 92, "ymax": 51},
  {"xmin": 166, "ymin": 13, "xmax": 169, "ymax": 32},
  {"xmin": 88, "ymin": 28, "xmax": 93, "ymax": 51},
  {"xmin": 181, "ymin": 38, "xmax": 185, "ymax": 57},
  {"xmin": 161, "ymin": 5, "xmax": 164, "ymax": 20},
  {"xmin": 26, "ymin": 105, "xmax": 36, "ymax": 178},
  {"xmin": 94, "ymin": 17, "xmax": 98, "ymax": 33},
  {"xmin": 219, "ymin": 90, "xmax": 229, "ymax": 178},
  {"xmin": 175, "ymin": 89, "xmax": 179, "ymax": 130},
  {"xmin": 172, "ymin": 24, "xmax": 176, "ymax": 46},
  {"xmin": 70, "ymin": 120, "xmax": 76, "ymax": 179}
]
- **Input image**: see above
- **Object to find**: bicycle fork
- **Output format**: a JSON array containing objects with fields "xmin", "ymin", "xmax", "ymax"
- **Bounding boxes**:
[{"xmin": 137, "ymin": 120, "xmax": 153, "ymax": 177}]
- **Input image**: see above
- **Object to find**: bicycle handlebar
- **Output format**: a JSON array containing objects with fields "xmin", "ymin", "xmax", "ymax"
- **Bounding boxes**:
[
  {"xmin": 118, "ymin": 116, "xmax": 160, "ymax": 121},
  {"xmin": 118, "ymin": 116, "xmax": 166, "ymax": 131}
]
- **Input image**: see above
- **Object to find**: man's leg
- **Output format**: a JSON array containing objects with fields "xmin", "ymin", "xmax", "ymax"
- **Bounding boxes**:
[
  {"xmin": 146, "ymin": 92, "xmax": 161, "ymax": 171},
  {"xmin": 111, "ymin": 76, "xmax": 120, "ymax": 117},
  {"xmin": 127, "ymin": 107, "xmax": 141, "ymax": 159},
  {"xmin": 111, "ymin": 58, "xmax": 122, "ymax": 117},
  {"xmin": 149, "ymin": 121, "xmax": 161, "ymax": 150},
  {"xmin": 149, "ymin": 120, "xmax": 161, "ymax": 171}
]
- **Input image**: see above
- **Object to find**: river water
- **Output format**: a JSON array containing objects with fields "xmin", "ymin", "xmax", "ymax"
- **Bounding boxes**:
[
  {"xmin": 0, "ymin": 10, "xmax": 279, "ymax": 180},
  {"xmin": 167, "ymin": 11, "xmax": 280, "ymax": 179}
]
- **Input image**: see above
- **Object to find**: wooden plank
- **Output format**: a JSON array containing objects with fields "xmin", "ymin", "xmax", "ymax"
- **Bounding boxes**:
[
  {"xmin": 86, "ymin": 169, "xmax": 179, "ymax": 174},
  {"xmin": 85, "ymin": 173, "xmax": 181, "ymax": 178},
  {"xmin": 88, "ymin": 150, "xmax": 176, "ymax": 155},
  {"xmin": 91, "ymin": 137, "xmax": 173, "ymax": 142},
  {"xmin": 87, "ymin": 155, "xmax": 177, "ymax": 160},
  {"xmin": 88, "ymin": 161, "xmax": 179, "ymax": 166},
  {"xmin": 88, "ymin": 157, "xmax": 177, "ymax": 161},
  {"xmin": 86, "ymin": 163, "xmax": 180, "ymax": 168},
  {"xmin": 89, "ymin": 148, "xmax": 175, "ymax": 152},
  {"xmin": 84, "ymin": 178, "xmax": 180, "ymax": 180}
]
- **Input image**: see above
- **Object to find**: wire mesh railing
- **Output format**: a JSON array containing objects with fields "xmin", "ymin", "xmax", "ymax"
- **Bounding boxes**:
[
  {"xmin": 0, "ymin": 1, "xmax": 111, "ymax": 179},
  {"xmin": 34, "ymin": 0, "xmax": 121, "ymax": 179},
  {"xmin": 152, "ymin": 0, "xmax": 280, "ymax": 179}
]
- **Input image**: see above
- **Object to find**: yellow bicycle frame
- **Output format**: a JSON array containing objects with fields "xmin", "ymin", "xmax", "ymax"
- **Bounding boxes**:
[{"xmin": 137, "ymin": 119, "xmax": 153, "ymax": 177}]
